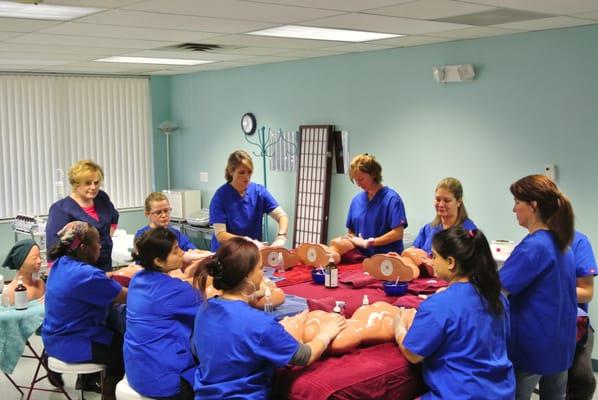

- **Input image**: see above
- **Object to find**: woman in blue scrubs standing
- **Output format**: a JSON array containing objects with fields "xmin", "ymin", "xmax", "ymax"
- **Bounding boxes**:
[
  {"xmin": 46, "ymin": 160, "xmax": 119, "ymax": 272},
  {"xmin": 499, "ymin": 174, "xmax": 576, "ymax": 399},
  {"xmin": 396, "ymin": 227, "xmax": 514, "ymax": 399},
  {"xmin": 209, "ymin": 150, "xmax": 288, "ymax": 251},
  {"xmin": 338, "ymin": 153, "xmax": 408, "ymax": 258},
  {"xmin": 125, "ymin": 227, "xmax": 202, "ymax": 400},
  {"xmin": 42, "ymin": 221, "xmax": 127, "ymax": 399},
  {"xmin": 412, "ymin": 177, "xmax": 476, "ymax": 255},
  {"xmin": 193, "ymin": 237, "xmax": 346, "ymax": 399}
]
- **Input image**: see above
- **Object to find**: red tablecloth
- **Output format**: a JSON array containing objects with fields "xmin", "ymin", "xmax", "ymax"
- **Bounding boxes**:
[
  {"xmin": 275, "ymin": 263, "xmax": 363, "ymax": 288},
  {"xmin": 272, "ymin": 342, "xmax": 426, "ymax": 400}
]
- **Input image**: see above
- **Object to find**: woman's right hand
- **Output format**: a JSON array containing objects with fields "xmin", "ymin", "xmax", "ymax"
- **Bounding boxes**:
[{"xmin": 319, "ymin": 314, "xmax": 348, "ymax": 341}]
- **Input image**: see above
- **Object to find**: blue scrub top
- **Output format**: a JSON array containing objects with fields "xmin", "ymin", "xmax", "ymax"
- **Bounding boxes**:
[
  {"xmin": 413, "ymin": 218, "xmax": 477, "ymax": 255},
  {"xmin": 193, "ymin": 298, "xmax": 299, "ymax": 400},
  {"xmin": 404, "ymin": 282, "xmax": 514, "ymax": 400},
  {"xmin": 46, "ymin": 190, "xmax": 119, "ymax": 271},
  {"xmin": 345, "ymin": 186, "xmax": 408, "ymax": 255},
  {"xmin": 499, "ymin": 230, "xmax": 576, "ymax": 374},
  {"xmin": 124, "ymin": 270, "xmax": 201, "ymax": 397},
  {"xmin": 135, "ymin": 225, "xmax": 197, "ymax": 251},
  {"xmin": 42, "ymin": 255, "xmax": 122, "ymax": 363},
  {"xmin": 209, "ymin": 182, "xmax": 278, "ymax": 251},
  {"xmin": 571, "ymin": 231, "xmax": 597, "ymax": 312}
]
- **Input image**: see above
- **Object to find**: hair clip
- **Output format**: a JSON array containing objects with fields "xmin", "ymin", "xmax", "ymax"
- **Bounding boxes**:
[{"xmin": 468, "ymin": 230, "xmax": 475, "ymax": 238}]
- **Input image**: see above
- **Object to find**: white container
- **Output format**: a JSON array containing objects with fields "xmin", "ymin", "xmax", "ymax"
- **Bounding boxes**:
[
  {"xmin": 162, "ymin": 190, "xmax": 202, "ymax": 221},
  {"xmin": 491, "ymin": 240, "xmax": 515, "ymax": 266}
]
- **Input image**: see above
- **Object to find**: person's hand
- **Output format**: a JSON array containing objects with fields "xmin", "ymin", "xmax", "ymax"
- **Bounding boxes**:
[
  {"xmin": 271, "ymin": 234, "xmax": 287, "ymax": 247},
  {"xmin": 349, "ymin": 235, "xmax": 369, "ymax": 249},
  {"xmin": 394, "ymin": 307, "xmax": 416, "ymax": 340},
  {"xmin": 318, "ymin": 314, "xmax": 348, "ymax": 343}
]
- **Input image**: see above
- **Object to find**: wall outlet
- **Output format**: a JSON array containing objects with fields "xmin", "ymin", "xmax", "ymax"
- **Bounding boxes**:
[
  {"xmin": 544, "ymin": 164, "xmax": 556, "ymax": 181},
  {"xmin": 199, "ymin": 172, "xmax": 208, "ymax": 182}
]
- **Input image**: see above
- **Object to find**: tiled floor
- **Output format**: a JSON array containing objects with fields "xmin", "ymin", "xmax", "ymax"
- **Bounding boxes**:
[
  {"xmin": 3, "ymin": 334, "xmax": 598, "ymax": 400},
  {"xmin": 1, "ymin": 335, "xmax": 100, "ymax": 400}
]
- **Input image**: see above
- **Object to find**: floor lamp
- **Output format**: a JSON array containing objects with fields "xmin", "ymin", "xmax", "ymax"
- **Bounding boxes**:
[{"xmin": 159, "ymin": 121, "xmax": 179, "ymax": 190}]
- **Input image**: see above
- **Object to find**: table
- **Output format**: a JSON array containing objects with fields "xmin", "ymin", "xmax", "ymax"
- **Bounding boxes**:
[
  {"xmin": 0, "ymin": 301, "xmax": 45, "ymax": 374},
  {"xmin": 272, "ymin": 263, "xmax": 429, "ymax": 400}
]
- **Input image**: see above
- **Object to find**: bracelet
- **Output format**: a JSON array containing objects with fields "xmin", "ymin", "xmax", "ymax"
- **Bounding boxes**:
[
  {"xmin": 367, "ymin": 237, "xmax": 375, "ymax": 248},
  {"xmin": 277, "ymin": 231, "xmax": 287, "ymax": 236}
]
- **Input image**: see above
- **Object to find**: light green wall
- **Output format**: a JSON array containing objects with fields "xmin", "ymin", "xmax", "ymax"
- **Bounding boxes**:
[
  {"xmin": 162, "ymin": 24, "xmax": 598, "ymax": 357},
  {"xmin": 150, "ymin": 76, "xmax": 171, "ymax": 192}
]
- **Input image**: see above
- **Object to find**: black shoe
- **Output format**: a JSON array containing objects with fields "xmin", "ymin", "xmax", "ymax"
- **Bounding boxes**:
[{"xmin": 75, "ymin": 373, "xmax": 102, "ymax": 393}]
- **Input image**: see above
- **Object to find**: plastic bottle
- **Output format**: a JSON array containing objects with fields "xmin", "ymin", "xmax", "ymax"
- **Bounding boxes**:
[
  {"xmin": 324, "ymin": 256, "xmax": 338, "ymax": 288},
  {"xmin": 263, "ymin": 287, "xmax": 274, "ymax": 313},
  {"xmin": 362, "ymin": 294, "xmax": 370, "ymax": 306},
  {"xmin": 1, "ymin": 287, "xmax": 10, "ymax": 309},
  {"xmin": 14, "ymin": 276, "xmax": 28, "ymax": 310}
]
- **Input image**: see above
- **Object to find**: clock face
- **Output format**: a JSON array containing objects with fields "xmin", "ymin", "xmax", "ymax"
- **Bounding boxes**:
[{"xmin": 241, "ymin": 112, "xmax": 256, "ymax": 135}]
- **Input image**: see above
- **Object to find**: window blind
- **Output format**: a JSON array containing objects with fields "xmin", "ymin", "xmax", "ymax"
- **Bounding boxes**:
[{"xmin": 0, "ymin": 74, "xmax": 152, "ymax": 219}]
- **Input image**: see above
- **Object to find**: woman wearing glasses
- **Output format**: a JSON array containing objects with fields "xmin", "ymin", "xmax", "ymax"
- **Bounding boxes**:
[{"xmin": 136, "ymin": 192, "xmax": 197, "ymax": 251}]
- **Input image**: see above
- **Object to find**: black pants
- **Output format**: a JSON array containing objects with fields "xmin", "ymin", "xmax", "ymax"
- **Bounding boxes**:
[
  {"xmin": 567, "ymin": 327, "xmax": 596, "ymax": 400},
  {"xmin": 90, "ymin": 333, "xmax": 124, "ymax": 379},
  {"xmin": 154, "ymin": 377, "xmax": 194, "ymax": 400}
]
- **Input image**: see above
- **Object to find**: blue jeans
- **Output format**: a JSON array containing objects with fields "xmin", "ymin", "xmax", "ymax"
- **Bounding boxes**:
[{"xmin": 515, "ymin": 369, "xmax": 568, "ymax": 400}]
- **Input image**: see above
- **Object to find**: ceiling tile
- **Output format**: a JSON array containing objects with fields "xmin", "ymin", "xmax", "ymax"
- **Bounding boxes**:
[
  {"xmin": 242, "ymin": 0, "xmax": 415, "ymax": 12},
  {"xmin": 493, "ymin": 16, "xmax": 598, "ymax": 31},
  {"xmin": 370, "ymin": 34, "xmax": 454, "ymax": 46},
  {"xmin": 365, "ymin": 0, "xmax": 497, "ymax": 20},
  {"xmin": 0, "ymin": 58, "xmax": 70, "ymax": 66},
  {"xmin": 37, "ymin": 22, "xmax": 220, "ymax": 42},
  {"xmin": 0, "ymin": 17, "xmax": 61, "ymax": 32},
  {"xmin": 574, "ymin": 11, "xmax": 598, "ymax": 20},
  {"xmin": 461, "ymin": 0, "xmax": 598, "ymax": 15},
  {"xmin": 45, "ymin": 0, "xmax": 141, "ymax": 8},
  {"xmin": 7, "ymin": 33, "xmax": 177, "ymax": 50},
  {"xmin": 123, "ymin": 0, "xmax": 344, "ymax": 23},
  {"xmin": 77, "ymin": 10, "xmax": 275, "ymax": 33},
  {"xmin": 0, "ymin": 64, "xmax": 38, "ymax": 71},
  {"xmin": 274, "ymin": 48, "xmax": 346, "ymax": 58},
  {"xmin": 432, "ymin": 26, "xmax": 522, "ymax": 39},
  {"xmin": 202, "ymin": 46, "xmax": 290, "ymax": 56},
  {"xmin": 0, "ymin": 51, "xmax": 92, "ymax": 61},
  {"xmin": 304, "ymin": 13, "xmax": 472, "ymax": 34},
  {"xmin": 0, "ymin": 43, "xmax": 132, "ymax": 56},
  {"xmin": 0, "ymin": 31, "xmax": 21, "ymax": 40},
  {"xmin": 316, "ymin": 42, "xmax": 395, "ymax": 53}
]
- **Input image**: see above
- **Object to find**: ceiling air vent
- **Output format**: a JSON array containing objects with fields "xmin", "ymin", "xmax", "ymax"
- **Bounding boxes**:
[{"xmin": 157, "ymin": 43, "xmax": 243, "ymax": 53}]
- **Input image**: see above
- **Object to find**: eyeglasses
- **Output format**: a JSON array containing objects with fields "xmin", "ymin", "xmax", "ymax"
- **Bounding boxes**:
[{"xmin": 149, "ymin": 208, "xmax": 171, "ymax": 216}]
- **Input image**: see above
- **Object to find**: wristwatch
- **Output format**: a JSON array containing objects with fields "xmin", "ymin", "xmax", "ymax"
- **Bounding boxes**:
[{"xmin": 277, "ymin": 231, "xmax": 287, "ymax": 236}]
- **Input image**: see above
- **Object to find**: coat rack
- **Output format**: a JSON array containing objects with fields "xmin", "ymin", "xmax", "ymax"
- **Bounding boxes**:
[{"xmin": 244, "ymin": 126, "xmax": 297, "ymax": 242}]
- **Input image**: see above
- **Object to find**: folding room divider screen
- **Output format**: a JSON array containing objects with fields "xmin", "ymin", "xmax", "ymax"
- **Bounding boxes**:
[{"xmin": 292, "ymin": 125, "xmax": 334, "ymax": 247}]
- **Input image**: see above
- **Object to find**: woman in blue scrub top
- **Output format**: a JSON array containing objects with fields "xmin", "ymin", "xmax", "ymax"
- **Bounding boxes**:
[
  {"xmin": 193, "ymin": 237, "xmax": 346, "ymax": 399},
  {"xmin": 568, "ymin": 231, "xmax": 597, "ymax": 400},
  {"xmin": 334, "ymin": 153, "xmax": 407, "ymax": 259},
  {"xmin": 42, "ymin": 221, "xmax": 127, "ymax": 399},
  {"xmin": 209, "ymin": 150, "xmax": 289, "ymax": 252},
  {"xmin": 125, "ymin": 227, "xmax": 202, "ymax": 400},
  {"xmin": 412, "ymin": 177, "xmax": 476, "ymax": 255},
  {"xmin": 396, "ymin": 227, "xmax": 514, "ymax": 400},
  {"xmin": 135, "ymin": 192, "xmax": 197, "ymax": 251},
  {"xmin": 499, "ymin": 175, "xmax": 576, "ymax": 400},
  {"xmin": 46, "ymin": 160, "xmax": 119, "ymax": 272}
]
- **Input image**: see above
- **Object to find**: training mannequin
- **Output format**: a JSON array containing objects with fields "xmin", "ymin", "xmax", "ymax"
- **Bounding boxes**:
[
  {"xmin": 2, "ymin": 240, "xmax": 45, "ymax": 304},
  {"xmin": 280, "ymin": 301, "xmax": 401, "ymax": 355},
  {"xmin": 402, "ymin": 247, "xmax": 436, "ymax": 277},
  {"xmin": 202, "ymin": 275, "xmax": 286, "ymax": 310},
  {"xmin": 260, "ymin": 247, "xmax": 301, "ymax": 270},
  {"xmin": 296, "ymin": 243, "xmax": 341, "ymax": 267},
  {"xmin": 362, "ymin": 252, "xmax": 419, "ymax": 281}
]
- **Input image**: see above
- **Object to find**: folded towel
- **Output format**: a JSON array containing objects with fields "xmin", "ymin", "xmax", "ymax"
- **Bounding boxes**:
[
  {"xmin": 339, "ymin": 270, "xmax": 379, "ymax": 288},
  {"xmin": 407, "ymin": 278, "xmax": 448, "ymax": 295},
  {"xmin": 393, "ymin": 295, "xmax": 425, "ymax": 309},
  {"xmin": 307, "ymin": 297, "xmax": 336, "ymax": 313}
]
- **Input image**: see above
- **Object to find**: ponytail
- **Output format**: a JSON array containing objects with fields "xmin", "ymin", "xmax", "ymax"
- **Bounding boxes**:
[
  {"xmin": 432, "ymin": 227, "xmax": 504, "ymax": 315},
  {"xmin": 510, "ymin": 175, "xmax": 574, "ymax": 252}
]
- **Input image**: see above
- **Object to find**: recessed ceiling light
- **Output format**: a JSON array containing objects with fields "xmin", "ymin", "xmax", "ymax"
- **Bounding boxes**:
[
  {"xmin": 0, "ymin": 1, "xmax": 101, "ymax": 20},
  {"xmin": 95, "ymin": 56, "xmax": 214, "ymax": 66},
  {"xmin": 247, "ymin": 25, "xmax": 403, "ymax": 42}
]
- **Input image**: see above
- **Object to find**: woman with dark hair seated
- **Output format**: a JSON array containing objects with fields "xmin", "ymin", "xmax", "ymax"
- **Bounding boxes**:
[
  {"xmin": 42, "ymin": 221, "xmax": 127, "ymax": 399},
  {"xmin": 124, "ymin": 227, "xmax": 202, "ymax": 400},
  {"xmin": 395, "ymin": 227, "xmax": 514, "ymax": 399},
  {"xmin": 193, "ymin": 237, "xmax": 346, "ymax": 399}
]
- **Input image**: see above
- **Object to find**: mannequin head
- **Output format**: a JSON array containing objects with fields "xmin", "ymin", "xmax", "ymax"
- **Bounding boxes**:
[{"xmin": 2, "ymin": 239, "xmax": 41, "ymax": 275}]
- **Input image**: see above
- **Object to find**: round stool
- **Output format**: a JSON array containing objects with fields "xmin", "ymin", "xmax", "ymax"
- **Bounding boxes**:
[
  {"xmin": 47, "ymin": 356, "xmax": 105, "ymax": 399},
  {"xmin": 115, "ymin": 376, "xmax": 155, "ymax": 399}
]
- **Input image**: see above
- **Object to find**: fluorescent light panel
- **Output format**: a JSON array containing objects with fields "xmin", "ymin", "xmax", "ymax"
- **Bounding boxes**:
[
  {"xmin": 247, "ymin": 25, "xmax": 403, "ymax": 42},
  {"xmin": 95, "ymin": 56, "xmax": 213, "ymax": 66},
  {"xmin": 0, "ymin": 1, "xmax": 101, "ymax": 20}
]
